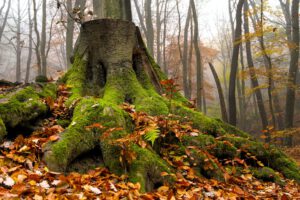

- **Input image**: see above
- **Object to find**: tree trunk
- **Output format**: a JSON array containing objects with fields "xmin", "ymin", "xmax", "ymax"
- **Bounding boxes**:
[
  {"xmin": 0, "ymin": 0, "xmax": 10, "ymax": 43},
  {"xmin": 41, "ymin": 0, "xmax": 47, "ymax": 77},
  {"xmin": 16, "ymin": 0, "xmax": 21, "ymax": 83},
  {"xmin": 190, "ymin": 0, "xmax": 203, "ymax": 111},
  {"xmin": 25, "ymin": 0, "xmax": 33, "ymax": 83},
  {"xmin": 145, "ymin": 0, "xmax": 154, "ymax": 56},
  {"xmin": 285, "ymin": 0, "xmax": 299, "ymax": 145},
  {"xmin": 243, "ymin": 0, "xmax": 269, "ymax": 132},
  {"xmin": 228, "ymin": 0, "xmax": 244, "ymax": 126},
  {"xmin": 182, "ymin": 4, "xmax": 191, "ymax": 98},
  {"xmin": 209, "ymin": 62, "xmax": 228, "ymax": 122},
  {"xmin": 33, "ymin": 0, "xmax": 42, "ymax": 76}
]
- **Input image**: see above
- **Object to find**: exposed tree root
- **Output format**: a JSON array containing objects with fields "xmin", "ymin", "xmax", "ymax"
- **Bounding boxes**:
[
  {"xmin": 35, "ymin": 19, "xmax": 300, "ymax": 192},
  {"xmin": 0, "ymin": 84, "xmax": 56, "ymax": 142}
]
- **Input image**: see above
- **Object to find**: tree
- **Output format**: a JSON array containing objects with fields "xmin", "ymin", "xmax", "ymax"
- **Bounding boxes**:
[
  {"xmin": 0, "ymin": 0, "xmax": 11, "ymax": 43},
  {"xmin": 25, "ymin": 0, "xmax": 33, "ymax": 83},
  {"xmin": 228, "ymin": 0, "xmax": 244, "ymax": 126},
  {"xmin": 285, "ymin": 0, "xmax": 299, "ymax": 142},
  {"xmin": 209, "ymin": 62, "xmax": 228, "ymax": 122},
  {"xmin": 1, "ymin": 0, "xmax": 299, "ymax": 194},
  {"xmin": 243, "ymin": 0, "xmax": 269, "ymax": 132},
  {"xmin": 190, "ymin": 0, "xmax": 203, "ymax": 111}
]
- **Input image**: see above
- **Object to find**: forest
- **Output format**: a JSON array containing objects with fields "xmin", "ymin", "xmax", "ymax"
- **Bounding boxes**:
[{"xmin": 0, "ymin": 0, "xmax": 299, "ymax": 199}]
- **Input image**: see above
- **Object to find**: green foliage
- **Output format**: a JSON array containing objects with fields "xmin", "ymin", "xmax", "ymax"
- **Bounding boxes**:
[{"xmin": 144, "ymin": 128, "xmax": 160, "ymax": 146}]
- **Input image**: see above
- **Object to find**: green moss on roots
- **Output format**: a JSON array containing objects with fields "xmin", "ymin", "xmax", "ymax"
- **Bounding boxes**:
[{"xmin": 0, "ymin": 84, "xmax": 56, "ymax": 142}]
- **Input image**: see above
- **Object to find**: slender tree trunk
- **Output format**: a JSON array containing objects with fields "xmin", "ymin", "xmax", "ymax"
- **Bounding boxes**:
[
  {"xmin": 209, "ymin": 62, "xmax": 228, "ymax": 122},
  {"xmin": 243, "ymin": 0, "xmax": 269, "ymax": 132},
  {"xmin": 228, "ymin": 0, "xmax": 244, "ymax": 126},
  {"xmin": 25, "ymin": 0, "xmax": 33, "ymax": 83},
  {"xmin": 249, "ymin": 0, "xmax": 284, "ymax": 130},
  {"xmin": 237, "ymin": 45, "xmax": 246, "ymax": 129},
  {"xmin": 182, "ymin": 5, "xmax": 191, "ymax": 98},
  {"xmin": 0, "ymin": 0, "xmax": 10, "ymax": 43},
  {"xmin": 16, "ymin": 0, "xmax": 21, "ymax": 82},
  {"xmin": 162, "ymin": 1, "xmax": 168, "ymax": 75},
  {"xmin": 145, "ymin": 0, "xmax": 154, "ymax": 55},
  {"xmin": 285, "ymin": 0, "xmax": 299, "ymax": 145},
  {"xmin": 66, "ymin": 0, "xmax": 74, "ymax": 69},
  {"xmin": 156, "ymin": 0, "xmax": 161, "ymax": 66},
  {"xmin": 187, "ymin": 17, "xmax": 193, "ymax": 100},
  {"xmin": 190, "ymin": 0, "xmax": 203, "ymax": 111},
  {"xmin": 40, "ymin": 0, "xmax": 47, "ymax": 77},
  {"xmin": 33, "ymin": 0, "xmax": 41, "ymax": 76}
]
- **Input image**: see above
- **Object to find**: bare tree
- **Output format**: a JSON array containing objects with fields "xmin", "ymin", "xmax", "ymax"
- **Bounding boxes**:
[
  {"xmin": 40, "ymin": 0, "xmax": 47, "ymax": 76},
  {"xmin": 209, "ymin": 62, "xmax": 228, "ymax": 122},
  {"xmin": 243, "ymin": 0, "xmax": 268, "ymax": 132},
  {"xmin": 190, "ymin": 0, "xmax": 203, "ymax": 111},
  {"xmin": 145, "ymin": 0, "xmax": 154, "ymax": 55},
  {"xmin": 285, "ymin": 0, "xmax": 299, "ymax": 132},
  {"xmin": 33, "ymin": 0, "xmax": 41, "ymax": 76},
  {"xmin": 25, "ymin": 0, "xmax": 33, "ymax": 83},
  {"xmin": 15, "ymin": 0, "xmax": 21, "ymax": 82},
  {"xmin": 228, "ymin": 0, "xmax": 244, "ymax": 126},
  {"xmin": 0, "ymin": 0, "xmax": 11, "ymax": 42}
]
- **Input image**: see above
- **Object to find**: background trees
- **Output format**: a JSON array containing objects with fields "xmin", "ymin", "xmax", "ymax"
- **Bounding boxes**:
[{"xmin": 0, "ymin": 0, "xmax": 299, "ymax": 146}]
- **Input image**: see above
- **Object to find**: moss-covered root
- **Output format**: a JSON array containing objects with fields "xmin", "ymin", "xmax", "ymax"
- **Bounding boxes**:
[
  {"xmin": 0, "ymin": 84, "xmax": 57, "ymax": 142},
  {"xmin": 222, "ymin": 135, "xmax": 300, "ymax": 182},
  {"xmin": 43, "ymin": 98, "xmax": 128, "ymax": 172},
  {"xmin": 129, "ymin": 145, "xmax": 173, "ymax": 193}
]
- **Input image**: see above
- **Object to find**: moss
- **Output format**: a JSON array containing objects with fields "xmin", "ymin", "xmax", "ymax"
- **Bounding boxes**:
[
  {"xmin": 129, "ymin": 144, "xmax": 173, "ymax": 192},
  {"xmin": 182, "ymin": 134, "xmax": 238, "ymax": 160},
  {"xmin": 213, "ymin": 141, "xmax": 238, "ymax": 160},
  {"xmin": 222, "ymin": 135, "xmax": 300, "ymax": 182},
  {"xmin": 172, "ymin": 102, "xmax": 250, "ymax": 138},
  {"xmin": 35, "ymin": 75, "xmax": 48, "ymax": 83},
  {"xmin": 43, "ymin": 98, "xmax": 128, "ymax": 172},
  {"xmin": 252, "ymin": 167, "xmax": 281, "ymax": 183},
  {"xmin": 188, "ymin": 148, "xmax": 224, "ymax": 181},
  {"xmin": 38, "ymin": 83, "xmax": 57, "ymax": 99},
  {"xmin": 0, "ymin": 86, "xmax": 48, "ymax": 128},
  {"xmin": 0, "ymin": 118, "xmax": 6, "ymax": 142},
  {"xmin": 57, "ymin": 119, "xmax": 71, "ymax": 128},
  {"xmin": 65, "ymin": 55, "xmax": 87, "ymax": 106},
  {"xmin": 135, "ymin": 96, "xmax": 169, "ymax": 116}
]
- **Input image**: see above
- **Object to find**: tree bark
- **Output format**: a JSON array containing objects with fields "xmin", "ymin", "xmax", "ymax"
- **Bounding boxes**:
[
  {"xmin": 0, "ymin": 0, "xmax": 10, "ymax": 43},
  {"xmin": 209, "ymin": 62, "xmax": 228, "ymax": 122},
  {"xmin": 25, "ymin": 0, "xmax": 33, "ymax": 83},
  {"xmin": 243, "ymin": 0, "xmax": 269, "ymax": 132},
  {"xmin": 190, "ymin": 0, "xmax": 203, "ymax": 111},
  {"xmin": 41, "ymin": 0, "xmax": 47, "ymax": 77},
  {"xmin": 228, "ymin": 0, "xmax": 244, "ymax": 126},
  {"xmin": 33, "ymin": 0, "xmax": 42, "ymax": 76},
  {"xmin": 145, "ymin": 0, "xmax": 154, "ymax": 55},
  {"xmin": 16, "ymin": 0, "xmax": 21, "ymax": 83},
  {"xmin": 285, "ymin": 0, "xmax": 299, "ymax": 144},
  {"xmin": 182, "ymin": 4, "xmax": 192, "ymax": 98}
]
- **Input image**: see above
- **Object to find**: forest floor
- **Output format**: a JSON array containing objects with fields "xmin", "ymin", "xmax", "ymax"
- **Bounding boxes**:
[{"xmin": 0, "ymin": 83, "xmax": 300, "ymax": 199}]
